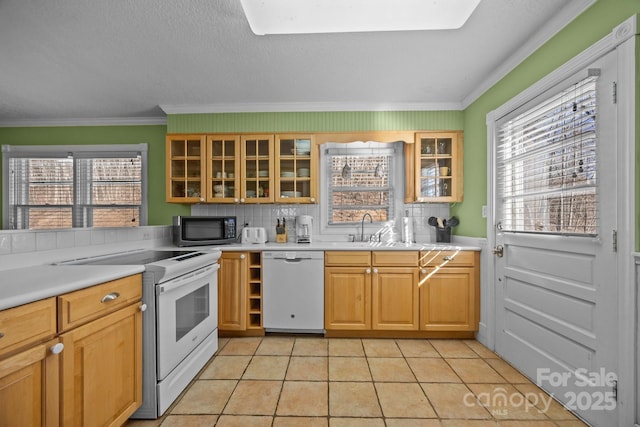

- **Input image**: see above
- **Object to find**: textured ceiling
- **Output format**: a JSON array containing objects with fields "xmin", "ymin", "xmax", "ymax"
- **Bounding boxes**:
[{"xmin": 0, "ymin": 0, "xmax": 592, "ymax": 125}]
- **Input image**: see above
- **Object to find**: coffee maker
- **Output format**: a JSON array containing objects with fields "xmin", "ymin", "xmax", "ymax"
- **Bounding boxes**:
[{"xmin": 295, "ymin": 215, "xmax": 313, "ymax": 243}]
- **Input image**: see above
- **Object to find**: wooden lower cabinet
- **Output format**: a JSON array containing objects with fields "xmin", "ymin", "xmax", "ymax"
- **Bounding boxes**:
[
  {"xmin": 324, "ymin": 267, "xmax": 371, "ymax": 330},
  {"xmin": 325, "ymin": 250, "xmax": 479, "ymax": 336},
  {"xmin": 0, "ymin": 337, "xmax": 61, "ymax": 427},
  {"xmin": 218, "ymin": 252, "xmax": 247, "ymax": 331},
  {"xmin": 0, "ymin": 297, "xmax": 59, "ymax": 427},
  {"xmin": 60, "ymin": 302, "xmax": 142, "ymax": 427},
  {"xmin": 218, "ymin": 251, "xmax": 264, "ymax": 336},
  {"xmin": 419, "ymin": 251, "xmax": 479, "ymax": 331},
  {"xmin": 372, "ymin": 267, "xmax": 419, "ymax": 330},
  {"xmin": 325, "ymin": 251, "xmax": 420, "ymax": 332}
]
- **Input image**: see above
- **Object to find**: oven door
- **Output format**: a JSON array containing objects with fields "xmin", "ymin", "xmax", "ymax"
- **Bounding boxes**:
[{"xmin": 156, "ymin": 263, "xmax": 219, "ymax": 380}]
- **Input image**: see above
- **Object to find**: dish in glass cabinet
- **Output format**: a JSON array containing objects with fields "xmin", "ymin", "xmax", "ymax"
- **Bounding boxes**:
[
  {"xmin": 258, "ymin": 170, "xmax": 269, "ymax": 177},
  {"xmin": 281, "ymin": 191, "xmax": 302, "ymax": 198},
  {"xmin": 297, "ymin": 168, "xmax": 310, "ymax": 177},
  {"xmin": 281, "ymin": 171, "xmax": 295, "ymax": 177}
]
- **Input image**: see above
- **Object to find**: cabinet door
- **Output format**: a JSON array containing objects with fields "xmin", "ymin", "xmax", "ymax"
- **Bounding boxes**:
[
  {"xmin": 274, "ymin": 134, "xmax": 317, "ymax": 203},
  {"xmin": 0, "ymin": 338, "xmax": 60, "ymax": 427},
  {"xmin": 166, "ymin": 135, "xmax": 206, "ymax": 203},
  {"xmin": 372, "ymin": 267, "xmax": 419, "ymax": 330},
  {"xmin": 218, "ymin": 252, "xmax": 248, "ymax": 331},
  {"xmin": 241, "ymin": 135, "xmax": 274, "ymax": 203},
  {"xmin": 206, "ymin": 135, "xmax": 241, "ymax": 203},
  {"xmin": 413, "ymin": 132, "xmax": 463, "ymax": 203},
  {"xmin": 324, "ymin": 267, "xmax": 371, "ymax": 330},
  {"xmin": 420, "ymin": 267, "xmax": 478, "ymax": 331},
  {"xmin": 60, "ymin": 303, "xmax": 142, "ymax": 427}
]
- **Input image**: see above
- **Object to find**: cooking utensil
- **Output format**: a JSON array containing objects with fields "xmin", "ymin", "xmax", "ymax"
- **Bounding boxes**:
[
  {"xmin": 374, "ymin": 163, "xmax": 383, "ymax": 178},
  {"xmin": 341, "ymin": 145, "xmax": 351, "ymax": 179},
  {"xmin": 341, "ymin": 159, "xmax": 351, "ymax": 179},
  {"xmin": 427, "ymin": 216, "xmax": 439, "ymax": 227},
  {"xmin": 437, "ymin": 217, "xmax": 444, "ymax": 229},
  {"xmin": 447, "ymin": 216, "xmax": 460, "ymax": 227}
]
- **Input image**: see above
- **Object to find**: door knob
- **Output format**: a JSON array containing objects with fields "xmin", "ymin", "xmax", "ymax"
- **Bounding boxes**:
[{"xmin": 492, "ymin": 245, "xmax": 504, "ymax": 257}]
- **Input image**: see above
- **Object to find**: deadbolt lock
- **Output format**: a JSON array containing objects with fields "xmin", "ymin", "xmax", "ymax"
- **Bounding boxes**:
[{"xmin": 492, "ymin": 245, "xmax": 504, "ymax": 257}]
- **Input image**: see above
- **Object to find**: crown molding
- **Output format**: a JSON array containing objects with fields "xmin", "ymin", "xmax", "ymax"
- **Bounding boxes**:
[
  {"xmin": 0, "ymin": 116, "xmax": 167, "ymax": 128},
  {"xmin": 159, "ymin": 101, "xmax": 464, "ymax": 115},
  {"xmin": 461, "ymin": 0, "xmax": 596, "ymax": 109}
]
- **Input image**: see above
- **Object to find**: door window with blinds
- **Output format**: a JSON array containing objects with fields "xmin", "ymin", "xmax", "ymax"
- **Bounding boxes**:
[
  {"xmin": 497, "ymin": 75, "xmax": 598, "ymax": 235},
  {"xmin": 325, "ymin": 142, "xmax": 397, "ymax": 224},
  {"xmin": 2, "ymin": 144, "xmax": 147, "ymax": 230}
]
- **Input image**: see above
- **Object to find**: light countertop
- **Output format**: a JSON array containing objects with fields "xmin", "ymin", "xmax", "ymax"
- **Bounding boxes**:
[
  {"xmin": 0, "ymin": 265, "xmax": 144, "ymax": 311},
  {"xmin": 184, "ymin": 241, "xmax": 482, "ymax": 252}
]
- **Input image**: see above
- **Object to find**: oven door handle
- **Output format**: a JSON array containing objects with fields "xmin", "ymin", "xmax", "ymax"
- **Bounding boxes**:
[{"xmin": 157, "ymin": 263, "xmax": 220, "ymax": 294}]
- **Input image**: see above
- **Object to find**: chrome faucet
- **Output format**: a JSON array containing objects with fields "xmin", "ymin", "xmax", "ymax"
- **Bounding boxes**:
[{"xmin": 360, "ymin": 212, "xmax": 373, "ymax": 242}]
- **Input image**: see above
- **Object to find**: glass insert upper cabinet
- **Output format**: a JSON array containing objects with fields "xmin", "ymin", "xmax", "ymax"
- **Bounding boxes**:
[
  {"xmin": 413, "ymin": 132, "xmax": 463, "ymax": 202},
  {"xmin": 274, "ymin": 134, "xmax": 317, "ymax": 203},
  {"xmin": 166, "ymin": 135, "xmax": 206, "ymax": 203},
  {"xmin": 206, "ymin": 135, "xmax": 241, "ymax": 203},
  {"xmin": 241, "ymin": 135, "xmax": 274, "ymax": 203}
]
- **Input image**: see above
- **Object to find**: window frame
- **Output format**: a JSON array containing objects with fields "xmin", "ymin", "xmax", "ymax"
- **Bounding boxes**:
[
  {"xmin": 319, "ymin": 141, "xmax": 404, "ymax": 237},
  {"xmin": 2, "ymin": 144, "xmax": 148, "ymax": 230}
]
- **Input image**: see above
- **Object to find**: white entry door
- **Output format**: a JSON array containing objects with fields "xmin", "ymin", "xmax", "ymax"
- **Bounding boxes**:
[{"xmin": 493, "ymin": 50, "xmax": 618, "ymax": 427}]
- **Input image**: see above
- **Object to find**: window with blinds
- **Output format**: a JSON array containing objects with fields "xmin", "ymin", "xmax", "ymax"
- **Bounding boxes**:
[
  {"xmin": 327, "ymin": 147, "xmax": 394, "ymax": 224},
  {"xmin": 2, "ymin": 144, "xmax": 147, "ymax": 230},
  {"xmin": 497, "ymin": 76, "xmax": 598, "ymax": 235}
]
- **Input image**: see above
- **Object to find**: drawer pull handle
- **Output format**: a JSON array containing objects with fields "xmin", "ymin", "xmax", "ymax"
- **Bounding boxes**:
[
  {"xmin": 139, "ymin": 303, "xmax": 148, "ymax": 312},
  {"xmin": 101, "ymin": 292, "xmax": 120, "ymax": 303},
  {"xmin": 50, "ymin": 343, "xmax": 64, "ymax": 355},
  {"xmin": 443, "ymin": 256, "xmax": 455, "ymax": 261},
  {"xmin": 0, "ymin": 332, "xmax": 4, "ymax": 339}
]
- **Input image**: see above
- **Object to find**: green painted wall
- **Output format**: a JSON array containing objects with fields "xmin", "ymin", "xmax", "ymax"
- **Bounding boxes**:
[
  {"xmin": 0, "ymin": 125, "xmax": 190, "ymax": 226},
  {"xmin": 167, "ymin": 111, "xmax": 463, "ymax": 133},
  {"xmin": 451, "ymin": 0, "xmax": 640, "ymax": 238}
]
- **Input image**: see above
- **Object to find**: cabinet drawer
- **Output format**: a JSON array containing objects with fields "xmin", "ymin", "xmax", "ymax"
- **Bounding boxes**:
[
  {"xmin": 420, "ymin": 250, "xmax": 476, "ymax": 267},
  {"xmin": 58, "ymin": 274, "xmax": 142, "ymax": 332},
  {"xmin": 325, "ymin": 251, "xmax": 371, "ymax": 267},
  {"xmin": 372, "ymin": 251, "xmax": 418, "ymax": 267},
  {"xmin": 0, "ymin": 297, "xmax": 57, "ymax": 357}
]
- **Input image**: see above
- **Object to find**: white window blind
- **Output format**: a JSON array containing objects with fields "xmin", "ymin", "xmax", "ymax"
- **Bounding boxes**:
[
  {"xmin": 497, "ymin": 76, "xmax": 598, "ymax": 235},
  {"xmin": 2, "ymin": 144, "xmax": 147, "ymax": 230},
  {"xmin": 326, "ymin": 146, "xmax": 395, "ymax": 224}
]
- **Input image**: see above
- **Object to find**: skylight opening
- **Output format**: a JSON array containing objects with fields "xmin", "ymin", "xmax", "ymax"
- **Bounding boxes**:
[{"xmin": 240, "ymin": 0, "xmax": 482, "ymax": 35}]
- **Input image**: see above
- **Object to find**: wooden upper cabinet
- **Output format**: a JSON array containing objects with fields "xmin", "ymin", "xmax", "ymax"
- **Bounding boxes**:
[
  {"xmin": 241, "ymin": 135, "xmax": 275, "ymax": 203},
  {"xmin": 206, "ymin": 135, "xmax": 241, "ymax": 203},
  {"xmin": 407, "ymin": 131, "xmax": 463, "ymax": 203},
  {"xmin": 166, "ymin": 135, "xmax": 206, "ymax": 203},
  {"xmin": 274, "ymin": 134, "xmax": 318, "ymax": 203}
]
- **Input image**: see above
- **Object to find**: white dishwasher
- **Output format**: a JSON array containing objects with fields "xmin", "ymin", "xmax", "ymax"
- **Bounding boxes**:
[{"xmin": 262, "ymin": 251, "xmax": 325, "ymax": 333}]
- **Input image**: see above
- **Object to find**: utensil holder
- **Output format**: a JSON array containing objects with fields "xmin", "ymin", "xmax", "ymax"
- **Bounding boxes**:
[
  {"xmin": 436, "ymin": 227, "xmax": 451, "ymax": 243},
  {"xmin": 276, "ymin": 232, "xmax": 288, "ymax": 243}
]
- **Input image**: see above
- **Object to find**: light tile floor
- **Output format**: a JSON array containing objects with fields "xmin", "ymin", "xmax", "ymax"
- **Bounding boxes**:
[{"xmin": 126, "ymin": 336, "xmax": 589, "ymax": 427}]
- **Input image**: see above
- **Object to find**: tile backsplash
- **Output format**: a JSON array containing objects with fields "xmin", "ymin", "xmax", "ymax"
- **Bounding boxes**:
[
  {"xmin": 192, "ymin": 202, "xmax": 451, "ymax": 243},
  {"xmin": 0, "ymin": 202, "xmax": 452, "ymax": 268},
  {"xmin": 0, "ymin": 226, "xmax": 172, "ymax": 270}
]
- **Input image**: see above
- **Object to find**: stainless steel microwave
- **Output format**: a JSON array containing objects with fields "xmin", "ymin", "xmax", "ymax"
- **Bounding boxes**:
[{"xmin": 172, "ymin": 216, "xmax": 237, "ymax": 246}]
